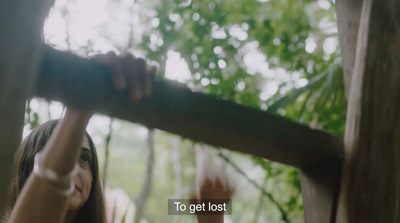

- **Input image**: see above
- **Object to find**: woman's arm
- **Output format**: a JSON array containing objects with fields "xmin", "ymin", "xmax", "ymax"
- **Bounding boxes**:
[
  {"xmin": 8, "ymin": 52, "xmax": 155, "ymax": 223},
  {"xmin": 8, "ymin": 108, "xmax": 92, "ymax": 223}
]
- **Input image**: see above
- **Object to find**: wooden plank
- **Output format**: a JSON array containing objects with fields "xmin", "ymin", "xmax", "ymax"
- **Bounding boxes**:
[
  {"xmin": 301, "ymin": 159, "xmax": 342, "ymax": 223},
  {"xmin": 336, "ymin": 0, "xmax": 400, "ymax": 222},
  {"xmin": 0, "ymin": 0, "xmax": 46, "ymax": 214},
  {"xmin": 35, "ymin": 46, "xmax": 343, "ymax": 169}
]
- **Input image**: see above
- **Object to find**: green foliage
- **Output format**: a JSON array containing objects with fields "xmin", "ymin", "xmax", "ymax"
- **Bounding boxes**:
[
  {"xmin": 25, "ymin": 0, "xmax": 347, "ymax": 222},
  {"xmin": 269, "ymin": 61, "xmax": 346, "ymax": 136},
  {"xmin": 138, "ymin": 0, "xmax": 345, "ymax": 222},
  {"xmin": 25, "ymin": 100, "xmax": 40, "ymax": 129},
  {"xmin": 252, "ymin": 156, "xmax": 303, "ymax": 222}
]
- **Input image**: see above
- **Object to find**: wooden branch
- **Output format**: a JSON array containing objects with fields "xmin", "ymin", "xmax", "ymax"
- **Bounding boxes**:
[
  {"xmin": 35, "ymin": 46, "xmax": 343, "ymax": 169},
  {"xmin": 335, "ymin": 0, "xmax": 364, "ymax": 97},
  {"xmin": 336, "ymin": 0, "xmax": 400, "ymax": 222}
]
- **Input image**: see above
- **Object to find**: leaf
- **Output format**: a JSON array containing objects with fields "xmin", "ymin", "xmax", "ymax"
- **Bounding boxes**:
[{"xmin": 268, "ymin": 70, "xmax": 329, "ymax": 112}]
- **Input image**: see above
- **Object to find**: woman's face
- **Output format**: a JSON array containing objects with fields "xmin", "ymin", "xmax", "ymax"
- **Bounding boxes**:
[{"xmin": 67, "ymin": 136, "xmax": 93, "ymax": 212}]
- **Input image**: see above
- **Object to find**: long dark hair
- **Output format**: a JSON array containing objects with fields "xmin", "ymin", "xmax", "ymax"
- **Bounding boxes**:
[{"xmin": 5, "ymin": 120, "xmax": 106, "ymax": 223}]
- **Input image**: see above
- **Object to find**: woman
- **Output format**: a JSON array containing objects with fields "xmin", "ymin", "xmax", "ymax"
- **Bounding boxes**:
[
  {"xmin": 6, "ymin": 119, "xmax": 105, "ymax": 223},
  {"xmin": 4, "ymin": 53, "xmax": 233, "ymax": 223}
]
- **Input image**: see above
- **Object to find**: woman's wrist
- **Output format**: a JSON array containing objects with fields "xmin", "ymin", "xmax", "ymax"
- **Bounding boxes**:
[
  {"xmin": 64, "ymin": 107, "xmax": 93, "ymax": 125},
  {"xmin": 33, "ymin": 151, "xmax": 77, "ymax": 197},
  {"xmin": 40, "ymin": 107, "xmax": 92, "ymax": 176}
]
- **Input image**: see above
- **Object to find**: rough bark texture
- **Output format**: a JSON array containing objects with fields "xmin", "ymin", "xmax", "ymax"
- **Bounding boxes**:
[
  {"xmin": 36, "ymin": 46, "xmax": 343, "ymax": 169},
  {"xmin": 335, "ymin": 0, "xmax": 364, "ymax": 97},
  {"xmin": 336, "ymin": 0, "xmax": 400, "ymax": 222},
  {"xmin": 0, "ymin": 0, "xmax": 48, "ymax": 213}
]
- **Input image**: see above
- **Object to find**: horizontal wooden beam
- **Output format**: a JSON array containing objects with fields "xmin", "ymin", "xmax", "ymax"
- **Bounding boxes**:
[{"xmin": 35, "ymin": 46, "xmax": 343, "ymax": 169}]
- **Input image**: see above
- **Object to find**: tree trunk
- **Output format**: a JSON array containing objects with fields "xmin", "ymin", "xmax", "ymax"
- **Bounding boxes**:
[
  {"xmin": 134, "ymin": 129, "xmax": 155, "ymax": 223},
  {"xmin": 102, "ymin": 119, "xmax": 113, "ymax": 186},
  {"xmin": 336, "ymin": 0, "xmax": 400, "ymax": 222},
  {"xmin": 335, "ymin": 0, "xmax": 364, "ymax": 97},
  {"xmin": 171, "ymin": 137, "xmax": 182, "ymax": 198}
]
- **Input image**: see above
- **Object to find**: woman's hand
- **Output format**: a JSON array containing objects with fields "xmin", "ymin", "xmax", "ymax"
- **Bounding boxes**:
[
  {"xmin": 191, "ymin": 147, "xmax": 235, "ymax": 223},
  {"xmin": 92, "ymin": 51, "xmax": 157, "ymax": 102},
  {"xmin": 67, "ymin": 51, "xmax": 157, "ymax": 121}
]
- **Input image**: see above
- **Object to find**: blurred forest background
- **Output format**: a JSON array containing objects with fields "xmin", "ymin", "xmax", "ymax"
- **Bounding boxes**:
[{"xmin": 25, "ymin": 0, "xmax": 346, "ymax": 222}]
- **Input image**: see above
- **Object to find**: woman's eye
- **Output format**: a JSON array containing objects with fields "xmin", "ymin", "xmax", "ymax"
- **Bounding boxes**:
[{"xmin": 80, "ymin": 155, "xmax": 90, "ymax": 164}]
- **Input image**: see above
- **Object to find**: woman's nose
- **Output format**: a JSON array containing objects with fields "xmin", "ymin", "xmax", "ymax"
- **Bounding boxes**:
[{"xmin": 71, "ymin": 165, "xmax": 81, "ymax": 185}]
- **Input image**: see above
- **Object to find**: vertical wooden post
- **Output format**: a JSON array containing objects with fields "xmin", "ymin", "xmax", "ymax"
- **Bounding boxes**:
[
  {"xmin": 0, "ymin": 0, "xmax": 48, "ymax": 213},
  {"xmin": 301, "ymin": 159, "xmax": 342, "ymax": 223},
  {"xmin": 335, "ymin": 0, "xmax": 363, "ymax": 97},
  {"xmin": 336, "ymin": 0, "xmax": 400, "ymax": 222}
]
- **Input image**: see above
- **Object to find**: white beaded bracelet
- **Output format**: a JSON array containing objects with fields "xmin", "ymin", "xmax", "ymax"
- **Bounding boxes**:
[{"xmin": 33, "ymin": 152, "xmax": 79, "ymax": 197}]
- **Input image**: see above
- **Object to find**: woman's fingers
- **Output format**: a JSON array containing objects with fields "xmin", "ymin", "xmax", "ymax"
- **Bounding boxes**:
[
  {"xmin": 92, "ymin": 51, "xmax": 156, "ymax": 101},
  {"xmin": 195, "ymin": 146, "xmax": 235, "ymax": 202},
  {"xmin": 121, "ymin": 54, "xmax": 141, "ymax": 101},
  {"xmin": 144, "ymin": 64, "xmax": 157, "ymax": 97},
  {"xmin": 119, "ymin": 53, "xmax": 156, "ymax": 101},
  {"xmin": 92, "ymin": 51, "xmax": 126, "ymax": 90},
  {"xmin": 134, "ymin": 57, "xmax": 146, "ymax": 101},
  {"xmin": 105, "ymin": 51, "xmax": 126, "ymax": 91}
]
